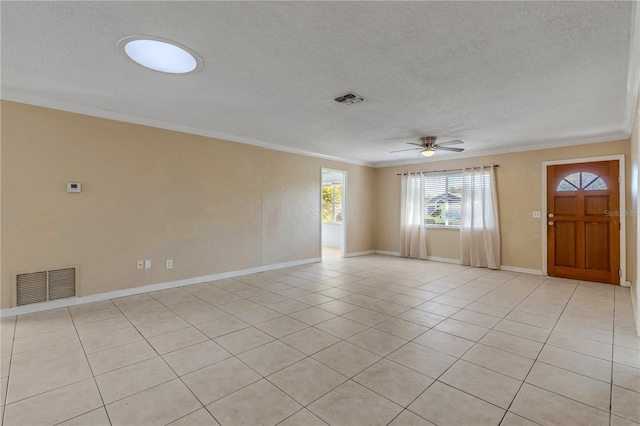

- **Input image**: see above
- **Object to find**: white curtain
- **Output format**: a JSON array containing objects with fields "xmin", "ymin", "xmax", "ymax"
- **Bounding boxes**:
[
  {"xmin": 460, "ymin": 166, "xmax": 501, "ymax": 269},
  {"xmin": 400, "ymin": 173, "xmax": 428, "ymax": 259}
]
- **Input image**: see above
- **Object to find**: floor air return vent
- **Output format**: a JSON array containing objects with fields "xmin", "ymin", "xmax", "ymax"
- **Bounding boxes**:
[{"xmin": 15, "ymin": 267, "xmax": 77, "ymax": 306}]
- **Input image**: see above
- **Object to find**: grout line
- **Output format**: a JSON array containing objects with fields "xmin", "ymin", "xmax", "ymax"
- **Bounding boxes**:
[
  {"xmin": 542, "ymin": 331, "xmax": 615, "ymax": 362},
  {"xmin": 610, "ymin": 290, "xmax": 617, "ymax": 426},
  {"xmin": 268, "ymin": 264, "xmax": 608, "ymax": 424},
  {"xmin": 112, "ymin": 302, "xmax": 222, "ymax": 425},
  {"xmin": 274, "ymin": 407, "xmax": 314, "ymax": 425},
  {"xmin": 50, "ymin": 407, "xmax": 107, "ymax": 426},
  {"xmin": 496, "ymin": 278, "xmax": 582, "ymax": 425},
  {"xmin": 190, "ymin": 276, "xmax": 421, "ymax": 419},
  {"xmin": 0, "ymin": 319, "xmax": 16, "ymax": 426},
  {"xmin": 531, "ymin": 358, "xmax": 612, "ymax": 385},
  {"xmin": 4, "ymin": 258, "xmax": 627, "ymax": 426},
  {"xmin": 167, "ymin": 407, "xmax": 209, "ymax": 425},
  {"xmin": 275, "ymin": 270, "xmax": 532, "ymax": 425},
  {"xmin": 143, "ymin": 280, "xmax": 361, "ymax": 420},
  {"xmin": 520, "ymin": 381, "xmax": 613, "ymax": 415},
  {"xmin": 0, "ymin": 261, "xmax": 432, "ymax": 424},
  {"xmin": 385, "ymin": 276, "xmax": 552, "ymax": 425},
  {"xmin": 67, "ymin": 307, "xmax": 113, "ymax": 426}
]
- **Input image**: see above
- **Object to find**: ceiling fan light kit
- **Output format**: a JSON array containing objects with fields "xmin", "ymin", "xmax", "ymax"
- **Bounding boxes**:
[{"xmin": 390, "ymin": 136, "xmax": 465, "ymax": 157}]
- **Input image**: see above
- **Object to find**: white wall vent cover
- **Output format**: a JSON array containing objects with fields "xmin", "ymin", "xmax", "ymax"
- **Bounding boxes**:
[{"xmin": 15, "ymin": 267, "xmax": 77, "ymax": 306}]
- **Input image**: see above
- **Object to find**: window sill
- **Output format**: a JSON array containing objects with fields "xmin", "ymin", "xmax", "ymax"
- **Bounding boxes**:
[{"xmin": 424, "ymin": 226, "xmax": 460, "ymax": 230}]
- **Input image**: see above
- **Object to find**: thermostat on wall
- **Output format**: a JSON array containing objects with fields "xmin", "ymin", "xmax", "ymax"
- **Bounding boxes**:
[{"xmin": 67, "ymin": 182, "xmax": 81, "ymax": 193}]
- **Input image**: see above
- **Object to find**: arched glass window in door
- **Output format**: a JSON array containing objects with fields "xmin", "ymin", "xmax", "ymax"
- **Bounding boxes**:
[{"xmin": 557, "ymin": 172, "xmax": 607, "ymax": 191}]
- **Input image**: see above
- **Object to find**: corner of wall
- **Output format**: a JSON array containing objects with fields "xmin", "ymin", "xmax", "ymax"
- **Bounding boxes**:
[{"xmin": 630, "ymin": 83, "xmax": 640, "ymax": 336}]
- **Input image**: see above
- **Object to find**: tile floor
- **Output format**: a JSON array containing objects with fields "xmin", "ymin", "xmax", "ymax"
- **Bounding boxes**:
[
  {"xmin": 0, "ymin": 255, "xmax": 639, "ymax": 426},
  {"xmin": 321, "ymin": 247, "xmax": 341, "ymax": 260}
]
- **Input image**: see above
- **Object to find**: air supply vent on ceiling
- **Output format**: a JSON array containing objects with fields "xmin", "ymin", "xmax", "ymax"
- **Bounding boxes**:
[
  {"xmin": 334, "ymin": 92, "xmax": 365, "ymax": 105},
  {"xmin": 15, "ymin": 267, "xmax": 77, "ymax": 306}
]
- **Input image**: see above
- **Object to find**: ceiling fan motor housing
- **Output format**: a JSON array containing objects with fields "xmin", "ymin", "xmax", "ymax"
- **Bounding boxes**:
[{"xmin": 421, "ymin": 136, "xmax": 438, "ymax": 146}]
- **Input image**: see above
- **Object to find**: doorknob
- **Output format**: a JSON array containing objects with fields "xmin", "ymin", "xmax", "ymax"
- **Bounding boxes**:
[
  {"xmin": 548, "ymin": 213, "xmax": 554, "ymax": 218},
  {"xmin": 548, "ymin": 221, "xmax": 554, "ymax": 226}
]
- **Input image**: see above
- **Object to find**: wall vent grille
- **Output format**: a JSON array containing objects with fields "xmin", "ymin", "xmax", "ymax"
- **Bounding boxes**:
[
  {"xmin": 334, "ymin": 92, "xmax": 366, "ymax": 105},
  {"xmin": 48, "ymin": 268, "xmax": 76, "ymax": 300},
  {"xmin": 15, "ymin": 268, "xmax": 77, "ymax": 306},
  {"xmin": 16, "ymin": 271, "xmax": 47, "ymax": 306}
]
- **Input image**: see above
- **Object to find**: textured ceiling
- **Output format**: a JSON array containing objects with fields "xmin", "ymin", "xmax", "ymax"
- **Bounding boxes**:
[{"xmin": 1, "ymin": 2, "xmax": 638, "ymax": 166}]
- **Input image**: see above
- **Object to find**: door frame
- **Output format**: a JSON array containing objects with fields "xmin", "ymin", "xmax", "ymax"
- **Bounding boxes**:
[
  {"xmin": 542, "ymin": 155, "xmax": 627, "ymax": 286},
  {"xmin": 320, "ymin": 168, "xmax": 347, "ymax": 258}
]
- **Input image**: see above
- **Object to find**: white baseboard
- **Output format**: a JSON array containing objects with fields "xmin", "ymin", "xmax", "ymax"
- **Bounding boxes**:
[
  {"xmin": 344, "ymin": 250, "xmax": 376, "ymax": 258},
  {"xmin": 376, "ymin": 251, "xmax": 463, "ymax": 264},
  {"xmin": 426, "ymin": 256, "xmax": 463, "ymax": 264},
  {"xmin": 376, "ymin": 251, "xmax": 545, "ymax": 275},
  {"xmin": 500, "ymin": 265, "xmax": 546, "ymax": 275},
  {"xmin": 0, "ymin": 257, "xmax": 321, "ymax": 318},
  {"xmin": 631, "ymin": 285, "xmax": 639, "ymax": 338},
  {"xmin": 375, "ymin": 251, "xmax": 401, "ymax": 257}
]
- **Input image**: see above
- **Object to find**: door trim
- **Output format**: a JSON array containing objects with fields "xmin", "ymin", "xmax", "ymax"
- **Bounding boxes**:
[
  {"xmin": 542, "ymin": 155, "xmax": 627, "ymax": 286},
  {"xmin": 320, "ymin": 167, "xmax": 347, "ymax": 258}
]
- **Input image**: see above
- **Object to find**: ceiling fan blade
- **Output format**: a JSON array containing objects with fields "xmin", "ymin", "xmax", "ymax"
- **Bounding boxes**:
[
  {"xmin": 407, "ymin": 142, "xmax": 425, "ymax": 147},
  {"xmin": 390, "ymin": 147, "xmax": 422, "ymax": 153},
  {"xmin": 436, "ymin": 140, "xmax": 464, "ymax": 146},
  {"xmin": 436, "ymin": 146, "xmax": 465, "ymax": 152}
]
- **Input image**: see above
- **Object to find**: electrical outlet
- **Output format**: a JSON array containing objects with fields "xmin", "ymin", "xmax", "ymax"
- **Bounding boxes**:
[
  {"xmin": 136, "ymin": 260, "xmax": 144, "ymax": 270},
  {"xmin": 166, "ymin": 259, "xmax": 173, "ymax": 269},
  {"xmin": 144, "ymin": 260, "xmax": 151, "ymax": 269},
  {"xmin": 532, "ymin": 211, "xmax": 541, "ymax": 218}
]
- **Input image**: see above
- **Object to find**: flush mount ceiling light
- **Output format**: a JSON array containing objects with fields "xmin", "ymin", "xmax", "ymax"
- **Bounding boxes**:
[{"xmin": 117, "ymin": 36, "xmax": 203, "ymax": 74}]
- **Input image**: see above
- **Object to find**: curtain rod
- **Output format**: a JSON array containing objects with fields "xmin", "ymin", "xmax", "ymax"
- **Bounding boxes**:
[{"xmin": 396, "ymin": 165, "xmax": 499, "ymax": 176}]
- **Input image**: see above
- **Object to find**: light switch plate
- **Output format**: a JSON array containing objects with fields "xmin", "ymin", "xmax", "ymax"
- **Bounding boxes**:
[
  {"xmin": 136, "ymin": 260, "xmax": 144, "ymax": 270},
  {"xmin": 144, "ymin": 260, "xmax": 151, "ymax": 269}
]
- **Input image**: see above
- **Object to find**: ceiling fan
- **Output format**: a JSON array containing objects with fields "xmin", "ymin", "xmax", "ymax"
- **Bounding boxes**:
[{"xmin": 391, "ymin": 136, "xmax": 465, "ymax": 157}]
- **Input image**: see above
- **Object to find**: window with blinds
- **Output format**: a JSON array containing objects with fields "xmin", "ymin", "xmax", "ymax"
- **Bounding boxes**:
[{"xmin": 409, "ymin": 173, "xmax": 462, "ymax": 227}]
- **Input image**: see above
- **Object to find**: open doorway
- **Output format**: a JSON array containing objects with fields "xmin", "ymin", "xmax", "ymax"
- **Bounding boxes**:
[{"xmin": 321, "ymin": 168, "xmax": 346, "ymax": 259}]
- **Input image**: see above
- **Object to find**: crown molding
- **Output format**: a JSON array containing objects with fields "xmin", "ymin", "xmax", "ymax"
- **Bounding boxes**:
[
  {"xmin": 1, "ymin": 91, "xmax": 631, "ymax": 170},
  {"xmin": 0, "ymin": 91, "xmax": 375, "ymax": 168},
  {"xmin": 371, "ymin": 129, "xmax": 630, "ymax": 168}
]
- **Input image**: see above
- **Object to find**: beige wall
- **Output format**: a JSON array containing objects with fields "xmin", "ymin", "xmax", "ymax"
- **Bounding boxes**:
[
  {"xmin": 0, "ymin": 101, "xmax": 376, "ymax": 308},
  {"xmin": 1, "ymin": 99, "xmax": 635, "ymax": 311},
  {"xmin": 375, "ymin": 140, "xmax": 632, "ymax": 274}
]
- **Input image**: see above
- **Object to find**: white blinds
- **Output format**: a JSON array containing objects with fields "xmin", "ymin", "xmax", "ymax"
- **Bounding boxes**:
[
  {"xmin": 423, "ymin": 173, "xmax": 462, "ymax": 227},
  {"xmin": 405, "ymin": 173, "xmax": 462, "ymax": 227},
  {"xmin": 400, "ymin": 171, "xmax": 462, "ymax": 259}
]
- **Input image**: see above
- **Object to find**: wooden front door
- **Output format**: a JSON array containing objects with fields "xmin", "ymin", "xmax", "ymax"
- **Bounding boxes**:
[{"xmin": 547, "ymin": 160, "xmax": 620, "ymax": 284}]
